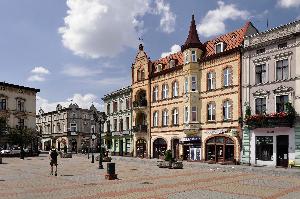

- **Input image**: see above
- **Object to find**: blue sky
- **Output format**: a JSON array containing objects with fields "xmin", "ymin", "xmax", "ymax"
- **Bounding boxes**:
[{"xmin": 0, "ymin": 0, "xmax": 299, "ymax": 112}]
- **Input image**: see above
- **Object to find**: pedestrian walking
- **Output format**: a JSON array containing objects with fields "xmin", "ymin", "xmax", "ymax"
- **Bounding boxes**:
[{"xmin": 49, "ymin": 146, "xmax": 58, "ymax": 176}]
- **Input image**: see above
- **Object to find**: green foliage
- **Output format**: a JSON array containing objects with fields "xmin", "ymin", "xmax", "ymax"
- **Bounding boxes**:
[
  {"xmin": 286, "ymin": 102, "xmax": 296, "ymax": 116},
  {"xmin": 164, "ymin": 150, "xmax": 172, "ymax": 161},
  {"xmin": 245, "ymin": 105, "xmax": 251, "ymax": 118},
  {"xmin": 0, "ymin": 117, "xmax": 7, "ymax": 135},
  {"xmin": 8, "ymin": 128, "xmax": 38, "ymax": 146}
]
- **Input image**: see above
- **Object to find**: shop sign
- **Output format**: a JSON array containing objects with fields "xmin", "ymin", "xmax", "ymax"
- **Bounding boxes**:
[
  {"xmin": 70, "ymin": 132, "xmax": 78, "ymax": 136},
  {"xmin": 205, "ymin": 129, "xmax": 228, "ymax": 135},
  {"xmin": 181, "ymin": 137, "xmax": 201, "ymax": 142},
  {"xmin": 112, "ymin": 130, "xmax": 131, "ymax": 136}
]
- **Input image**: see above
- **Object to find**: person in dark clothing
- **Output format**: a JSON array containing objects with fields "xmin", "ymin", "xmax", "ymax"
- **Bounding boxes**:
[{"xmin": 49, "ymin": 146, "xmax": 59, "ymax": 176}]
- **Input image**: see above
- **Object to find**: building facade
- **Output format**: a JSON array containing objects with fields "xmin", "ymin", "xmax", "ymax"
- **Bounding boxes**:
[
  {"xmin": 131, "ymin": 15, "xmax": 258, "ymax": 163},
  {"xmin": 102, "ymin": 86, "xmax": 133, "ymax": 156},
  {"xmin": 36, "ymin": 103, "xmax": 100, "ymax": 152},
  {"xmin": 241, "ymin": 20, "xmax": 300, "ymax": 167},
  {"xmin": 0, "ymin": 82, "xmax": 39, "ymax": 147}
]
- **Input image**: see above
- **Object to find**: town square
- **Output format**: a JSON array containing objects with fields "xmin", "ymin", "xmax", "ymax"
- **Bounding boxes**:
[{"xmin": 1, "ymin": 0, "xmax": 300, "ymax": 198}]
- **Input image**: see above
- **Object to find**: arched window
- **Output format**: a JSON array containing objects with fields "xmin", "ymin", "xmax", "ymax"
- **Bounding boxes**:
[
  {"xmin": 137, "ymin": 70, "xmax": 141, "ymax": 81},
  {"xmin": 153, "ymin": 111, "xmax": 158, "ymax": 127},
  {"xmin": 153, "ymin": 86, "xmax": 158, "ymax": 102},
  {"xmin": 172, "ymin": 108, "xmax": 179, "ymax": 125},
  {"xmin": 162, "ymin": 84, "xmax": 169, "ymax": 100},
  {"xmin": 207, "ymin": 102, "xmax": 216, "ymax": 121},
  {"xmin": 141, "ymin": 69, "xmax": 145, "ymax": 80},
  {"xmin": 223, "ymin": 100, "xmax": 232, "ymax": 120},
  {"xmin": 207, "ymin": 71, "xmax": 216, "ymax": 91},
  {"xmin": 172, "ymin": 81, "xmax": 179, "ymax": 97},
  {"xmin": 169, "ymin": 59, "xmax": 175, "ymax": 68},
  {"xmin": 162, "ymin": 109, "xmax": 168, "ymax": 127},
  {"xmin": 191, "ymin": 50, "xmax": 197, "ymax": 62}
]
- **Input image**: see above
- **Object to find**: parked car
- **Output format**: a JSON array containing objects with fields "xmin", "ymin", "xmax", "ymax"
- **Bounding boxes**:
[
  {"xmin": 0, "ymin": 149, "xmax": 11, "ymax": 154},
  {"xmin": 0, "ymin": 147, "xmax": 21, "ymax": 154}
]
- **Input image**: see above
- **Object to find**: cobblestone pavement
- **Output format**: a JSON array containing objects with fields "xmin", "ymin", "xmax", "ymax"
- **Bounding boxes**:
[{"xmin": 1, "ymin": 155, "xmax": 300, "ymax": 199}]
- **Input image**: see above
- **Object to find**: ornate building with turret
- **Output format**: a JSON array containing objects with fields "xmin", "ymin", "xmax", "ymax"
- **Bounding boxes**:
[{"xmin": 130, "ymin": 15, "xmax": 258, "ymax": 163}]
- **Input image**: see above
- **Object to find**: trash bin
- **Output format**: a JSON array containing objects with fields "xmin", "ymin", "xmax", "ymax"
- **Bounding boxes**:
[{"xmin": 107, "ymin": 163, "xmax": 115, "ymax": 175}]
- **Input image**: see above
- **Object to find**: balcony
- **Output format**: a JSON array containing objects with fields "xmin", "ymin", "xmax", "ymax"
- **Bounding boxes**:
[
  {"xmin": 133, "ymin": 125, "xmax": 147, "ymax": 132},
  {"xmin": 245, "ymin": 112, "xmax": 295, "ymax": 129},
  {"xmin": 133, "ymin": 100, "xmax": 147, "ymax": 108}
]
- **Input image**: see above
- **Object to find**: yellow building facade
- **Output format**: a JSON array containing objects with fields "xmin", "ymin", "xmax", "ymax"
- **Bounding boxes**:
[{"xmin": 131, "ymin": 15, "xmax": 258, "ymax": 163}]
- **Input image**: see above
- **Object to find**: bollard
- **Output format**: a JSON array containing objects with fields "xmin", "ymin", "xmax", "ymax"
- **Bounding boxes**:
[{"xmin": 105, "ymin": 163, "xmax": 117, "ymax": 180}]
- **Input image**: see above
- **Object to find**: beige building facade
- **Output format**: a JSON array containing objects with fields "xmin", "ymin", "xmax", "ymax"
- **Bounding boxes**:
[{"xmin": 131, "ymin": 15, "xmax": 258, "ymax": 163}]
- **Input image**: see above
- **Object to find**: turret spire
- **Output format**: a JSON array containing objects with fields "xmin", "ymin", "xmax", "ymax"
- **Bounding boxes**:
[{"xmin": 181, "ymin": 14, "xmax": 204, "ymax": 51}]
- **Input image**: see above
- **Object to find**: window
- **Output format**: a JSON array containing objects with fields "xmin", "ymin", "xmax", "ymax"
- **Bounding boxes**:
[
  {"xmin": 256, "ymin": 136, "xmax": 273, "ymax": 161},
  {"xmin": 162, "ymin": 84, "xmax": 169, "ymax": 99},
  {"xmin": 126, "ymin": 139, "xmax": 131, "ymax": 153},
  {"xmin": 191, "ymin": 106, "xmax": 197, "ymax": 121},
  {"xmin": 256, "ymin": 48, "xmax": 265, "ymax": 54},
  {"xmin": 255, "ymin": 98, "xmax": 266, "ymax": 114},
  {"xmin": 207, "ymin": 72, "xmax": 216, "ymax": 90},
  {"xmin": 276, "ymin": 59, "xmax": 289, "ymax": 80},
  {"xmin": 157, "ymin": 64, "xmax": 162, "ymax": 72},
  {"xmin": 113, "ymin": 101, "xmax": 118, "ymax": 112},
  {"xmin": 162, "ymin": 110, "xmax": 168, "ymax": 127},
  {"xmin": 126, "ymin": 99, "xmax": 130, "ymax": 110},
  {"xmin": 153, "ymin": 111, "xmax": 158, "ymax": 127},
  {"xmin": 169, "ymin": 60, "xmax": 175, "ymax": 68},
  {"xmin": 119, "ymin": 100, "xmax": 123, "ymax": 111},
  {"xmin": 172, "ymin": 81, "xmax": 179, "ymax": 97},
  {"xmin": 184, "ymin": 106, "xmax": 189, "ymax": 123},
  {"xmin": 70, "ymin": 123, "xmax": 77, "ymax": 132},
  {"xmin": 184, "ymin": 77, "xmax": 189, "ymax": 94},
  {"xmin": 184, "ymin": 51, "xmax": 189, "ymax": 64},
  {"xmin": 255, "ymin": 64, "xmax": 266, "ymax": 84},
  {"xmin": 113, "ymin": 119, "xmax": 117, "ymax": 131},
  {"xmin": 17, "ymin": 99, "xmax": 25, "ymax": 112},
  {"xmin": 191, "ymin": 50, "xmax": 197, "ymax": 62},
  {"xmin": 276, "ymin": 95, "xmax": 289, "ymax": 113},
  {"xmin": 191, "ymin": 76, "xmax": 197, "ymax": 91},
  {"xmin": 126, "ymin": 117, "xmax": 130, "ymax": 130},
  {"xmin": 18, "ymin": 118, "xmax": 25, "ymax": 129},
  {"xmin": 172, "ymin": 108, "xmax": 179, "ymax": 125},
  {"xmin": 153, "ymin": 86, "xmax": 158, "ymax": 102},
  {"xmin": 216, "ymin": 42, "xmax": 224, "ymax": 53},
  {"xmin": 119, "ymin": 118, "xmax": 123, "ymax": 131},
  {"xmin": 0, "ymin": 99, "xmax": 6, "ymax": 110},
  {"xmin": 141, "ymin": 69, "xmax": 145, "ymax": 80},
  {"xmin": 223, "ymin": 100, "xmax": 232, "ymax": 120},
  {"xmin": 207, "ymin": 103, "xmax": 216, "ymax": 121},
  {"xmin": 223, "ymin": 68, "xmax": 231, "ymax": 87},
  {"xmin": 278, "ymin": 42, "xmax": 287, "ymax": 49},
  {"xmin": 137, "ymin": 70, "xmax": 141, "ymax": 81}
]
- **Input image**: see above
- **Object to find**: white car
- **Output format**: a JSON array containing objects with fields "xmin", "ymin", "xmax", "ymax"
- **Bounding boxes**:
[{"xmin": 0, "ymin": 149, "xmax": 11, "ymax": 154}]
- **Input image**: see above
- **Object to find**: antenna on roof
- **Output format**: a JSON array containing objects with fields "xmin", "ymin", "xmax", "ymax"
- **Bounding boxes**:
[{"xmin": 138, "ymin": 37, "xmax": 143, "ymax": 41}]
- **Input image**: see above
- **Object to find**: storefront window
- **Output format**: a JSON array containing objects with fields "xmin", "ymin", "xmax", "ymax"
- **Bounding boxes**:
[
  {"xmin": 256, "ymin": 136, "xmax": 273, "ymax": 161},
  {"xmin": 205, "ymin": 136, "xmax": 235, "ymax": 162}
]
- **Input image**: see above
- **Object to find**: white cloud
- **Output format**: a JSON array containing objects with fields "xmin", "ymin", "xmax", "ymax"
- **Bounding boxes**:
[
  {"xmin": 28, "ymin": 66, "xmax": 50, "ymax": 82},
  {"xmin": 161, "ymin": 44, "xmax": 181, "ymax": 58},
  {"xmin": 59, "ymin": 0, "xmax": 176, "ymax": 59},
  {"xmin": 62, "ymin": 65, "xmax": 102, "ymax": 77},
  {"xmin": 28, "ymin": 75, "xmax": 45, "ymax": 82},
  {"xmin": 278, "ymin": 0, "xmax": 300, "ymax": 8},
  {"xmin": 154, "ymin": 0, "xmax": 176, "ymax": 33},
  {"xmin": 37, "ymin": 93, "xmax": 103, "ymax": 113},
  {"xmin": 197, "ymin": 1, "xmax": 250, "ymax": 37},
  {"xmin": 58, "ymin": 0, "xmax": 151, "ymax": 59},
  {"xmin": 31, "ymin": 66, "xmax": 50, "ymax": 74}
]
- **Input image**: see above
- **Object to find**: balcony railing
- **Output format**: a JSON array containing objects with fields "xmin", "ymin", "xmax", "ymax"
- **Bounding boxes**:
[
  {"xmin": 245, "ymin": 112, "xmax": 295, "ymax": 129},
  {"xmin": 133, "ymin": 100, "xmax": 147, "ymax": 108},
  {"xmin": 133, "ymin": 125, "xmax": 147, "ymax": 132}
]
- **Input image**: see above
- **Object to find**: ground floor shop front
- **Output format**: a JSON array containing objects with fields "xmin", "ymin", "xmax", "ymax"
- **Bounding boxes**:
[
  {"xmin": 110, "ymin": 135, "xmax": 133, "ymax": 156},
  {"xmin": 246, "ymin": 127, "xmax": 296, "ymax": 167}
]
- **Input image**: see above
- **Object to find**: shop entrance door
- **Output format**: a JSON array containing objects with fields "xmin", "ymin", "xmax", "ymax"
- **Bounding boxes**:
[
  {"xmin": 277, "ymin": 135, "xmax": 289, "ymax": 167},
  {"xmin": 119, "ymin": 140, "xmax": 123, "ymax": 156},
  {"xmin": 216, "ymin": 145, "xmax": 224, "ymax": 163}
]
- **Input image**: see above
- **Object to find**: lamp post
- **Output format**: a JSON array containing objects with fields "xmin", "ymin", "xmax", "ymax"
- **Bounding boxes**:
[
  {"xmin": 91, "ymin": 134, "xmax": 96, "ymax": 163},
  {"xmin": 93, "ymin": 111, "xmax": 107, "ymax": 169}
]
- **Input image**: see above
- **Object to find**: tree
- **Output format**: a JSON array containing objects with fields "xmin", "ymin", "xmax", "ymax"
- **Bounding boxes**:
[{"xmin": 0, "ymin": 117, "xmax": 8, "ymax": 163}]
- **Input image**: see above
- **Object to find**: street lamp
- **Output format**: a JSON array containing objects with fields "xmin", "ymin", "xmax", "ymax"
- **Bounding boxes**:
[
  {"xmin": 91, "ymin": 133, "xmax": 96, "ymax": 163},
  {"xmin": 93, "ymin": 111, "xmax": 107, "ymax": 169}
]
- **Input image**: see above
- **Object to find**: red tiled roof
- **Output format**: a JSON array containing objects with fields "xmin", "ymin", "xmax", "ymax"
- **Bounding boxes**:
[
  {"xmin": 203, "ymin": 22, "xmax": 251, "ymax": 58},
  {"xmin": 152, "ymin": 22, "xmax": 252, "ymax": 71},
  {"xmin": 152, "ymin": 51, "xmax": 184, "ymax": 67}
]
